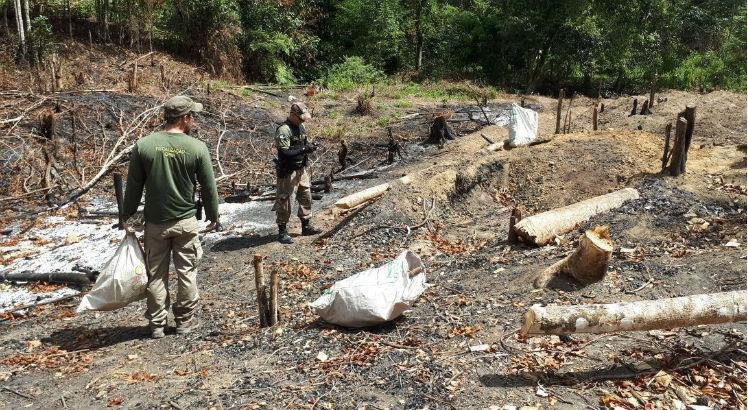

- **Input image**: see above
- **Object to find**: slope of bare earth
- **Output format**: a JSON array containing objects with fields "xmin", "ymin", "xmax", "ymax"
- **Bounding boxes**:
[{"xmin": 0, "ymin": 42, "xmax": 746, "ymax": 409}]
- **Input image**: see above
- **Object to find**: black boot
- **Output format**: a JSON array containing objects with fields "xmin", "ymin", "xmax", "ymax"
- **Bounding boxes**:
[
  {"xmin": 277, "ymin": 224, "xmax": 293, "ymax": 244},
  {"xmin": 301, "ymin": 219, "xmax": 322, "ymax": 236}
]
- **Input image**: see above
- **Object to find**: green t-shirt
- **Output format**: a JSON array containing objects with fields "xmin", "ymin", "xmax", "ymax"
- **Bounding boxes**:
[{"xmin": 123, "ymin": 131, "xmax": 219, "ymax": 224}]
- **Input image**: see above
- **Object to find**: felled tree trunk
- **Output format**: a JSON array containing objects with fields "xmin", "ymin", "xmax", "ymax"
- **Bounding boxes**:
[
  {"xmin": 534, "ymin": 226, "xmax": 613, "ymax": 288},
  {"xmin": 514, "ymin": 188, "xmax": 640, "ymax": 246},
  {"xmin": 521, "ymin": 290, "xmax": 747, "ymax": 336}
]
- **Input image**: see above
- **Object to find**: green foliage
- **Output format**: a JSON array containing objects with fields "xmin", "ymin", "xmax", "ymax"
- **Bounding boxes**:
[
  {"xmin": 29, "ymin": 16, "xmax": 54, "ymax": 64},
  {"xmin": 20, "ymin": 0, "xmax": 747, "ymax": 92},
  {"xmin": 321, "ymin": 57, "xmax": 385, "ymax": 91}
]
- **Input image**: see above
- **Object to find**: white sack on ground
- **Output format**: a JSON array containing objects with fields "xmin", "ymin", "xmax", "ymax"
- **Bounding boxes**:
[
  {"xmin": 310, "ymin": 251, "xmax": 426, "ymax": 327},
  {"xmin": 76, "ymin": 232, "xmax": 148, "ymax": 313},
  {"xmin": 505, "ymin": 103, "xmax": 539, "ymax": 147}
]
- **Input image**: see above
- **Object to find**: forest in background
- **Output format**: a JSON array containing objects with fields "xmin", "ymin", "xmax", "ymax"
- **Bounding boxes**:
[{"xmin": 3, "ymin": 0, "xmax": 746, "ymax": 94}]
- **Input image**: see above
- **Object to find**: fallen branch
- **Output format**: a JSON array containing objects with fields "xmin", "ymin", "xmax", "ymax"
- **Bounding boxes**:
[
  {"xmin": 520, "ymin": 290, "xmax": 746, "ymax": 336},
  {"xmin": 514, "ymin": 188, "xmax": 640, "ymax": 246}
]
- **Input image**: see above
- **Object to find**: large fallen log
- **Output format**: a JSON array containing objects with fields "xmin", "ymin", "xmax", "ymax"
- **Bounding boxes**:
[
  {"xmin": 521, "ymin": 290, "xmax": 747, "ymax": 336},
  {"xmin": 334, "ymin": 175, "xmax": 412, "ymax": 209},
  {"xmin": 514, "ymin": 188, "xmax": 640, "ymax": 246},
  {"xmin": 534, "ymin": 226, "xmax": 613, "ymax": 288}
]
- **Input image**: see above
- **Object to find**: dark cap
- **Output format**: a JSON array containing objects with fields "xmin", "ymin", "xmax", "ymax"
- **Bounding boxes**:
[{"xmin": 164, "ymin": 96, "xmax": 203, "ymax": 118}]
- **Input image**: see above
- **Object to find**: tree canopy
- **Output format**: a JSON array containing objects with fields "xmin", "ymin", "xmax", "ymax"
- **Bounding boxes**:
[{"xmin": 3, "ymin": 0, "xmax": 745, "ymax": 93}]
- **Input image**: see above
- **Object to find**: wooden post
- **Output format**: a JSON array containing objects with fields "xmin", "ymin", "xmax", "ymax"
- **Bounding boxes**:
[
  {"xmin": 629, "ymin": 98, "xmax": 638, "ymax": 116},
  {"xmin": 555, "ymin": 88, "xmax": 564, "ymax": 134},
  {"xmin": 669, "ymin": 117, "xmax": 688, "ymax": 176},
  {"xmin": 269, "ymin": 269, "xmax": 279, "ymax": 325},
  {"xmin": 253, "ymin": 254, "xmax": 269, "ymax": 327},
  {"xmin": 661, "ymin": 123, "xmax": 672, "ymax": 172},
  {"xmin": 592, "ymin": 105, "xmax": 598, "ymax": 131},
  {"xmin": 112, "ymin": 173, "xmax": 124, "ymax": 229}
]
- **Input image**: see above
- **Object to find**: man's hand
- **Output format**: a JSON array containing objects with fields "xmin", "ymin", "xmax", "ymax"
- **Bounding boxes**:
[{"xmin": 202, "ymin": 220, "xmax": 223, "ymax": 233}]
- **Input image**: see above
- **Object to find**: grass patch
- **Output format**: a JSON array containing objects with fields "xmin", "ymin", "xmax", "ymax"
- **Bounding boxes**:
[{"xmin": 394, "ymin": 99, "xmax": 413, "ymax": 108}]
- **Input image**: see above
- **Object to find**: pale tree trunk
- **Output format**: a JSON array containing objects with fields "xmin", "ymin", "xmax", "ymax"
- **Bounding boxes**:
[
  {"xmin": 13, "ymin": 0, "xmax": 26, "ymax": 59},
  {"xmin": 22, "ymin": 0, "xmax": 29, "ymax": 36},
  {"xmin": 521, "ymin": 291, "xmax": 746, "ymax": 336},
  {"xmin": 2, "ymin": 1, "xmax": 9, "ymax": 36},
  {"xmin": 414, "ymin": 0, "xmax": 425, "ymax": 71}
]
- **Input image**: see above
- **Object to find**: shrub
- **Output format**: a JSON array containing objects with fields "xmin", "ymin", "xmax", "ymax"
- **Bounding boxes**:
[{"xmin": 321, "ymin": 57, "xmax": 385, "ymax": 91}]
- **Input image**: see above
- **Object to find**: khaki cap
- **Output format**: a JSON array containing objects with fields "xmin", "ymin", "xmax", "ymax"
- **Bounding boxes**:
[{"xmin": 164, "ymin": 96, "xmax": 203, "ymax": 118}]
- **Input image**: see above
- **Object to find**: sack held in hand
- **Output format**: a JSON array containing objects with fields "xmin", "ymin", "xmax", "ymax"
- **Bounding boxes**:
[{"xmin": 76, "ymin": 232, "xmax": 148, "ymax": 313}]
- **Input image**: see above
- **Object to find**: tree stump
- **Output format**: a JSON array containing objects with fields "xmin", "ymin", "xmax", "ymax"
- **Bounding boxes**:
[
  {"xmin": 253, "ymin": 254, "xmax": 270, "ymax": 327},
  {"xmin": 533, "ymin": 226, "xmax": 613, "ymax": 288},
  {"xmin": 338, "ymin": 139, "xmax": 348, "ymax": 171},
  {"xmin": 668, "ymin": 117, "xmax": 688, "ymax": 176},
  {"xmin": 427, "ymin": 115, "xmax": 456, "ymax": 145},
  {"xmin": 507, "ymin": 207, "xmax": 522, "ymax": 243},
  {"xmin": 592, "ymin": 105, "xmax": 598, "ymax": 131},
  {"xmin": 661, "ymin": 123, "xmax": 672, "ymax": 172},
  {"xmin": 629, "ymin": 98, "xmax": 638, "ymax": 116},
  {"xmin": 640, "ymin": 99, "xmax": 650, "ymax": 115}
]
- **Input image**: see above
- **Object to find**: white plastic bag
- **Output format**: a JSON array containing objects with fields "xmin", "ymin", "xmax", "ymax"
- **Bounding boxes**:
[
  {"xmin": 310, "ymin": 251, "xmax": 427, "ymax": 327},
  {"xmin": 505, "ymin": 103, "xmax": 539, "ymax": 147},
  {"xmin": 76, "ymin": 233, "xmax": 148, "ymax": 313}
]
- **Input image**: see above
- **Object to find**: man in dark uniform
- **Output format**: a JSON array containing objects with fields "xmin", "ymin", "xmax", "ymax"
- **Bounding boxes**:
[{"xmin": 274, "ymin": 102, "xmax": 322, "ymax": 244}]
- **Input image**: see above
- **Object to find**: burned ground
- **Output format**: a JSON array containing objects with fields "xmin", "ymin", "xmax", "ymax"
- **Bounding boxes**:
[{"xmin": 0, "ymin": 41, "xmax": 746, "ymax": 409}]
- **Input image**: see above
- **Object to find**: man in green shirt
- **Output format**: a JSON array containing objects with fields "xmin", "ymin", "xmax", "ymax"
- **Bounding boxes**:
[
  {"xmin": 274, "ymin": 102, "xmax": 322, "ymax": 244},
  {"xmin": 122, "ymin": 95, "xmax": 220, "ymax": 339}
]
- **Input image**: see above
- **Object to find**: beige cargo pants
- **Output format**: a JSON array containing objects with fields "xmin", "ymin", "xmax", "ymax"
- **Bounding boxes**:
[
  {"xmin": 274, "ymin": 167, "xmax": 312, "ymax": 225},
  {"xmin": 143, "ymin": 216, "xmax": 202, "ymax": 329}
]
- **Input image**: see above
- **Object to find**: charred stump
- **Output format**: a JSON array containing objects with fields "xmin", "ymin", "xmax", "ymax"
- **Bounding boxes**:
[{"xmin": 427, "ymin": 115, "xmax": 456, "ymax": 145}]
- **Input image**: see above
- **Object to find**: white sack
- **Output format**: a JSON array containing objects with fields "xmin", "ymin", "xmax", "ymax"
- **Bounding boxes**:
[
  {"xmin": 310, "ymin": 251, "xmax": 426, "ymax": 327},
  {"xmin": 505, "ymin": 103, "xmax": 539, "ymax": 147},
  {"xmin": 76, "ymin": 232, "xmax": 148, "ymax": 313}
]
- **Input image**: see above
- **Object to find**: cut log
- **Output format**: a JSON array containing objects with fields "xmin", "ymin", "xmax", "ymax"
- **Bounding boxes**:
[
  {"xmin": 533, "ymin": 226, "xmax": 613, "ymax": 288},
  {"xmin": 253, "ymin": 254, "xmax": 269, "ymax": 327},
  {"xmin": 513, "ymin": 188, "xmax": 640, "ymax": 246},
  {"xmin": 334, "ymin": 175, "xmax": 412, "ymax": 209},
  {"xmin": 520, "ymin": 290, "xmax": 747, "ymax": 336},
  {"xmin": 1, "ymin": 271, "xmax": 94, "ymax": 286}
]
